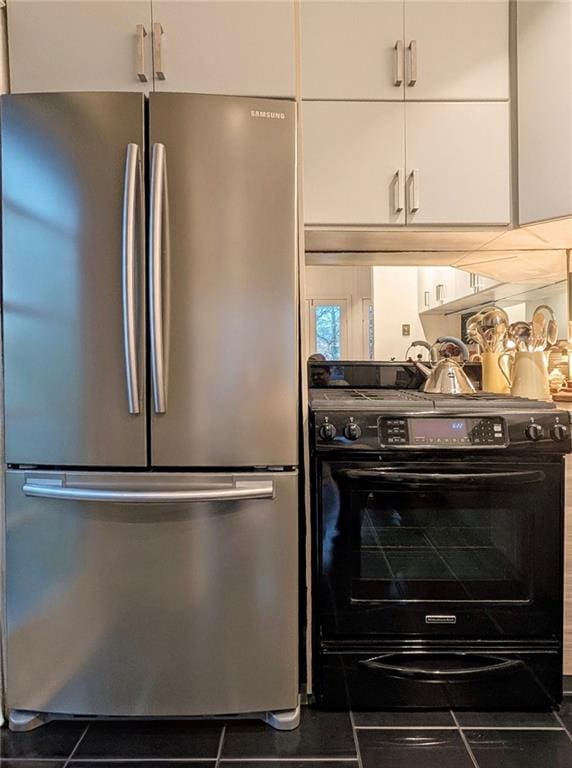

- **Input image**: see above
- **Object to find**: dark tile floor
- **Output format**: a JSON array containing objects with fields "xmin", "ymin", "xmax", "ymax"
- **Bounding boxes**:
[{"xmin": 3, "ymin": 704, "xmax": 572, "ymax": 768}]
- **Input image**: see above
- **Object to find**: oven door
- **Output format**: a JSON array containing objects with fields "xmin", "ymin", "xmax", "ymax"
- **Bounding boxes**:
[{"xmin": 317, "ymin": 458, "xmax": 563, "ymax": 640}]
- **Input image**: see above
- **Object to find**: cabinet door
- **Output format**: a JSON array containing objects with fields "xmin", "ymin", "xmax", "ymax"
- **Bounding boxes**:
[
  {"xmin": 405, "ymin": 102, "xmax": 510, "ymax": 226},
  {"xmin": 151, "ymin": 1, "xmax": 295, "ymax": 96},
  {"xmin": 404, "ymin": 0, "xmax": 509, "ymax": 100},
  {"xmin": 417, "ymin": 267, "xmax": 435, "ymax": 312},
  {"xmin": 301, "ymin": 1, "xmax": 404, "ymax": 99},
  {"xmin": 303, "ymin": 101, "xmax": 405, "ymax": 225},
  {"xmin": 7, "ymin": 0, "xmax": 153, "ymax": 92},
  {"xmin": 518, "ymin": 1, "xmax": 572, "ymax": 224}
]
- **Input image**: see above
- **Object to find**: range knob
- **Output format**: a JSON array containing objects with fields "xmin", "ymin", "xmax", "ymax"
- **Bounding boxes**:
[
  {"xmin": 344, "ymin": 422, "xmax": 362, "ymax": 441},
  {"xmin": 551, "ymin": 424, "xmax": 569, "ymax": 442},
  {"xmin": 525, "ymin": 423, "xmax": 544, "ymax": 441},
  {"xmin": 319, "ymin": 422, "xmax": 337, "ymax": 441}
]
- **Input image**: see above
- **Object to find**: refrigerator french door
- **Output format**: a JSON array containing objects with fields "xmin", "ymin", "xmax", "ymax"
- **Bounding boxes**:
[
  {"xmin": 1, "ymin": 92, "xmax": 298, "ymax": 726},
  {"xmin": 2, "ymin": 92, "xmax": 297, "ymax": 467}
]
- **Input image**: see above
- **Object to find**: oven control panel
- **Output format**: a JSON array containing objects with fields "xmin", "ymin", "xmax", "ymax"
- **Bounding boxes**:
[
  {"xmin": 379, "ymin": 417, "xmax": 506, "ymax": 448},
  {"xmin": 313, "ymin": 410, "xmax": 571, "ymax": 452}
]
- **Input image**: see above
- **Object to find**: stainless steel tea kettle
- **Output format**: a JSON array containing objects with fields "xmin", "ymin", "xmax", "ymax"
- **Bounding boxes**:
[{"xmin": 414, "ymin": 336, "xmax": 476, "ymax": 395}]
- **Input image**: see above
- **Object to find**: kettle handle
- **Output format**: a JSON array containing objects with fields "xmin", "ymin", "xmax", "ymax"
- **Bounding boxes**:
[
  {"xmin": 498, "ymin": 351, "xmax": 513, "ymax": 388},
  {"xmin": 435, "ymin": 336, "xmax": 469, "ymax": 362}
]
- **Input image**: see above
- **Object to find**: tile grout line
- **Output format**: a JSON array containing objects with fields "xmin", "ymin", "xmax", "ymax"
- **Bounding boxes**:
[
  {"xmin": 68, "ymin": 761, "xmax": 217, "ymax": 764},
  {"xmin": 221, "ymin": 757, "xmax": 358, "ymax": 764},
  {"xmin": 554, "ymin": 711, "xmax": 572, "ymax": 744},
  {"xmin": 214, "ymin": 724, "xmax": 226, "ymax": 768},
  {"xmin": 62, "ymin": 724, "xmax": 90, "ymax": 768},
  {"xmin": 451, "ymin": 711, "xmax": 480, "ymax": 768},
  {"xmin": 348, "ymin": 711, "xmax": 364, "ymax": 768},
  {"xmin": 355, "ymin": 725, "xmax": 564, "ymax": 731},
  {"xmin": 68, "ymin": 761, "xmax": 216, "ymax": 765},
  {"xmin": 354, "ymin": 725, "xmax": 458, "ymax": 731}
]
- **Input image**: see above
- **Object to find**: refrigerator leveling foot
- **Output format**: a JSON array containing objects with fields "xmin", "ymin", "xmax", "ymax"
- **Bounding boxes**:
[
  {"xmin": 262, "ymin": 701, "xmax": 301, "ymax": 731},
  {"xmin": 9, "ymin": 710, "xmax": 52, "ymax": 732}
]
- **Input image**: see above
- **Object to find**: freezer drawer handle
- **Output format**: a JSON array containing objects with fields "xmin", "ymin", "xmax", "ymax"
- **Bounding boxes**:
[
  {"xmin": 360, "ymin": 653, "xmax": 524, "ymax": 683},
  {"xmin": 149, "ymin": 142, "xmax": 168, "ymax": 414},
  {"xmin": 22, "ymin": 479, "xmax": 275, "ymax": 503},
  {"xmin": 122, "ymin": 143, "xmax": 142, "ymax": 415}
]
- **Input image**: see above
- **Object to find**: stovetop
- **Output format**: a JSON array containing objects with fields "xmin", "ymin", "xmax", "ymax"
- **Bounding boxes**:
[
  {"xmin": 308, "ymin": 362, "xmax": 568, "ymax": 452},
  {"xmin": 309, "ymin": 387, "xmax": 557, "ymax": 413}
]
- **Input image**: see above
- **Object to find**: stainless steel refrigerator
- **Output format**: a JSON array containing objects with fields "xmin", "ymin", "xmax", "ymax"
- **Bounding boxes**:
[{"xmin": 1, "ymin": 93, "xmax": 299, "ymax": 731}]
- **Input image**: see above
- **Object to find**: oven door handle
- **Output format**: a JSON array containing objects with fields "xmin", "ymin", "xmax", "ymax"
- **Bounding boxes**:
[
  {"xmin": 337, "ymin": 469, "xmax": 545, "ymax": 486},
  {"xmin": 359, "ymin": 653, "xmax": 524, "ymax": 682}
]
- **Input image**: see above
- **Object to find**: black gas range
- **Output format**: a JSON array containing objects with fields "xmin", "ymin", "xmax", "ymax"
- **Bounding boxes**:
[{"xmin": 309, "ymin": 362, "xmax": 571, "ymax": 712}]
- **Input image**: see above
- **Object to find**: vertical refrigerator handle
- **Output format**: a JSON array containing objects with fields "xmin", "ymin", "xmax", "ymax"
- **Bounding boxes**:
[
  {"xmin": 122, "ymin": 143, "xmax": 141, "ymax": 415},
  {"xmin": 150, "ymin": 142, "xmax": 168, "ymax": 414}
]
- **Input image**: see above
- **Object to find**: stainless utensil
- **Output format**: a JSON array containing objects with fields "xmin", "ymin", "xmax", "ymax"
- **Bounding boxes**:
[
  {"xmin": 468, "ymin": 306, "xmax": 508, "ymax": 353},
  {"xmin": 506, "ymin": 321, "xmax": 532, "ymax": 352},
  {"xmin": 531, "ymin": 304, "xmax": 558, "ymax": 350}
]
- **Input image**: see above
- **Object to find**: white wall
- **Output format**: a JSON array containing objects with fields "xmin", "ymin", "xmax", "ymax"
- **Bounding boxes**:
[{"xmin": 373, "ymin": 267, "xmax": 426, "ymax": 361}]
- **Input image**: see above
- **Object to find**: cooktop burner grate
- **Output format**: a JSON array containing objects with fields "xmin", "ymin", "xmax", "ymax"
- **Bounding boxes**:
[{"xmin": 310, "ymin": 388, "xmax": 556, "ymax": 411}]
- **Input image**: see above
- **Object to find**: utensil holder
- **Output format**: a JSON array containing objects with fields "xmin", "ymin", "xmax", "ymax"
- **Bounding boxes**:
[
  {"xmin": 498, "ymin": 351, "xmax": 550, "ymax": 400},
  {"xmin": 482, "ymin": 352, "xmax": 510, "ymax": 394}
]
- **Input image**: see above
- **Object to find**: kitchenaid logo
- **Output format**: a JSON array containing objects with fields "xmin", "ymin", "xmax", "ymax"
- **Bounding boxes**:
[
  {"xmin": 426, "ymin": 615, "xmax": 457, "ymax": 625},
  {"xmin": 250, "ymin": 109, "xmax": 286, "ymax": 120}
]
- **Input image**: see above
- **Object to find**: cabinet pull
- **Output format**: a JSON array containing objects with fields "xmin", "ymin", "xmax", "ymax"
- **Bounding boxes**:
[
  {"xmin": 136, "ymin": 24, "xmax": 147, "ymax": 82},
  {"xmin": 424, "ymin": 290, "xmax": 430, "ymax": 308},
  {"xmin": 394, "ymin": 40, "xmax": 403, "ymax": 86},
  {"xmin": 409, "ymin": 168, "xmax": 420, "ymax": 213},
  {"xmin": 436, "ymin": 283, "xmax": 446, "ymax": 303},
  {"xmin": 153, "ymin": 22, "xmax": 166, "ymax": 80},
  {"xmin": 393, "ymin": 169, "xmax": 404, "ymax": 213},
  {"xmin": 407, "ymin": 40, "xmax": 417, "ymax": 86}
]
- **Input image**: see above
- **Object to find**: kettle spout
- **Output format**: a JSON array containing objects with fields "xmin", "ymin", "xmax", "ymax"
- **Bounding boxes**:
[{"xmin": 414, "ymin": 360, "xmax": 432, "ymax": 379}]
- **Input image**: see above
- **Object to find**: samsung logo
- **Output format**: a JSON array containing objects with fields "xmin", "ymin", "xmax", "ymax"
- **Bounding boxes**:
[{"xmin": 250, "ymin": 110, "xmax": 286, "ymax": 120}]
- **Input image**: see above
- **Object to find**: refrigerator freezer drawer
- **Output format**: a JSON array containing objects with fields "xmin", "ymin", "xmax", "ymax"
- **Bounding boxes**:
[{"xmin": 6, "ymin": 469, "xmax": 299, "ymax": 717}]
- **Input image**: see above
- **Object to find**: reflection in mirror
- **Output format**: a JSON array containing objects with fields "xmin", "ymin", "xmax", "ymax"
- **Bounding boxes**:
[{"xmin": 304, "ymin": 261, "xmax": 568, "ymax": 363}]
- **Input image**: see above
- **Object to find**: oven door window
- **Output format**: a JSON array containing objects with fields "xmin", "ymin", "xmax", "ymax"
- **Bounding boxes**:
[
  {"xmin": 323, "ymin": 465, "xmax": 548, "ymax": 605},
  {"xmin": 354, "ymin": 488, "xmax": 529, "ymax": 602}
]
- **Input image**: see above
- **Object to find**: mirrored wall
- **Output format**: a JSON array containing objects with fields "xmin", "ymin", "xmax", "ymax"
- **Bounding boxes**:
[{"xmin": 305, "ymin": 260, "xmax": 568, "ymax": 362}]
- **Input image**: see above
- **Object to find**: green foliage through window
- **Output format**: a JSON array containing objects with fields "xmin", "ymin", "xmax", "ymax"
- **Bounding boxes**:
[{"xmin": 315, "ymin": 304, "xmax": 341, "ymax": 360}]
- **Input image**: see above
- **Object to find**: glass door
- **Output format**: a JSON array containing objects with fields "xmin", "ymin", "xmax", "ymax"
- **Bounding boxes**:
[
  {"xmin": 307, "ymin": 298, "xmax": 348, "ymax": 360},
  {"xmin": 318, "ymin": 459, "xmax": 563, "ymax": 640}
]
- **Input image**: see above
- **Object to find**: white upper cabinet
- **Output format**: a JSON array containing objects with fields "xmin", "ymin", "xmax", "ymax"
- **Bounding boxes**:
[
  {"xmin": 301, "ymin": 1, "xmax": 405, "ymax": 99},
  {"xmin": 6, "ymin": 0, "xmax": 295, "ymax": 96},
  {"xmin": 303, "ymin": 101, "xmax": 406, "ymax": 225},
  {"xmin": 405, "ymin": 102, "xmax": 510, "ymax": 225},
  {"xmin": 403, "ymin": 0, "xmax": 509, "ymax": 100},
  {"xmin": 7, "ymin": 0, "xmax": 154, "ymax": 93},
  {"xmin": 151, "ymin": 1, "xmax": 295, "ymax": 96},
  {"xmin": 300, "ymin": 0, "xmax": 509, "ymax": 101},
  {"xmin": 517, "ymin": 1, "xmax": 572, "ymax": 224}
]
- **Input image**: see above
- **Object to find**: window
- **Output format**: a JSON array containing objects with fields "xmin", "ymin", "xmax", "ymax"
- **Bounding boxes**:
[{"xmin": 308, "ymin": 299, "xmax": 348, "ymax": 360}]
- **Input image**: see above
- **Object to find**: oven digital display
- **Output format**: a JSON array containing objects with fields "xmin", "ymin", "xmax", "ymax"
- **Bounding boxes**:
[{"xmin": 410, "ymin": 418, "xmax": 468, "ymax": 440}]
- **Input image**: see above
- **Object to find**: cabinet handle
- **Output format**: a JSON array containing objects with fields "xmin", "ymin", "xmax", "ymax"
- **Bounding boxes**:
[
  {"xmin": 393, "ymin": 169, "xmax": 404, "ymax": 213},
  {"xmin": 424, "ymin": 290, "xmax": 430, "ymax": 308},
  {"xmin": 153, "ymin": 22, "xmax": 166, "ymax": 80},
  {"xmin": 409, "ymin": 168, "xmax": 420, "ymax": 213},
  {"xmin": 407, "ymin": 40, "xmax": 417, "ymax": 86},
  {"xmin": 394, "ymin": 40, "xmax": 403, "ymax": 86},
  {"xmin": 436, "ymin": 283, "xmax": 446, "ymax": 303},
  {"xmin": 136, "ymin": 24, "xmax": 147, "ymax": 82}
]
